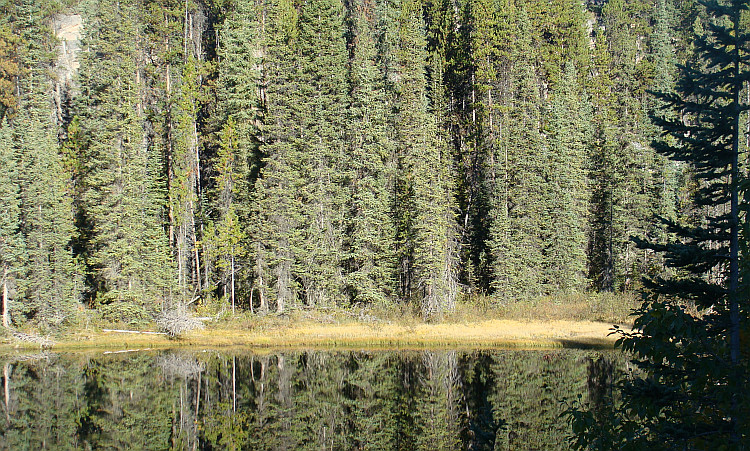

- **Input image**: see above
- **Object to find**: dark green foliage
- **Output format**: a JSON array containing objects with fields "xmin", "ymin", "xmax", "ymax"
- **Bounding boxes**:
[
  {"xmin": 542, "ymin": 63, "xmax": 591, "ymax": 293},
  {"xmin": 0, "ymin": 119, "xmax": 25, "ymax": 326},
  {"xmin": 254, "ymin": 0, "xmax": 350, "ymax": 311},
  {"xmin": 14, "ymin": 107, "xmax": 81, "ymax": 325},
  {"xmin": 487, "ymin": 12, "xmax": 546, "ymax": 300},
  {"xmin": 7, "ymin": 0, "xmax": 81, "ymax": 327},
  {"xmin": 0, "ymin": 0, "xmax": 731, "ymax": 324},
  {"xmin": 394, "ymin": 0, "xmax": 457, "ymax": 315},
  {"xmin": 75, "ymin": 0, "xmax": 173, "ymax": 319},
  {"xmin": 344, "ymin": 1, "xmax": 397, "ymax": 306},
  {"xmin": 568, "ymin": 0, "xmax": 750, "ymax": 447},
  {"xmin": 0, "ymin": 349, "xmax": 610, "ymax": 449}
]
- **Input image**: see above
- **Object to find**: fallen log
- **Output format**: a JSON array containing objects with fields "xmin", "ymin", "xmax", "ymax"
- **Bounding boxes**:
[{"xmin": 101, "ymin": 329, "xmax": 168, "ymax": 335}]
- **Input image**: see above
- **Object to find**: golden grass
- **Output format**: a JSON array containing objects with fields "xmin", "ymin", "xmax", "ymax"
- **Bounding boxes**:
[
  {"xmin": 7, "ymin": 318, "xmax": 622, "ymax": 352},
  {"xmin": 0, "ymin": 292, "xmax": 635, "ymax": 351}
]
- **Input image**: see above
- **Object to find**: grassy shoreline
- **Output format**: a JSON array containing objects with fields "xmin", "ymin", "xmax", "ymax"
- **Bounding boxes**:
[
  {"xmin": 0, "ymin": 294, "xmax": 635, "ymax": 352},
  {"xmin": 1, "ymin": 319, "xmax": 624, "ymax": 352}
]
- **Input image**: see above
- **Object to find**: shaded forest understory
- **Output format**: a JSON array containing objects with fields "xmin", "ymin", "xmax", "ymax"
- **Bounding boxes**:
[{"xmin": 0, "ymin": 0, "xmax": 745, "ymax": 329}]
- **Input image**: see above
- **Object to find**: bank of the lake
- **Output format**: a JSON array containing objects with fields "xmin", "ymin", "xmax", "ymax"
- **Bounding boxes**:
[{"xmin": 1, "ymin": 319, "xmax": 624, "ymax": 352}]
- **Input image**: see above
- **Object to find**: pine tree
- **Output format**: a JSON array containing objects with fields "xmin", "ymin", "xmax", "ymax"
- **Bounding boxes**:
[
  {"xmin": 207, "ymin": 119, "xmax": 247, "ymax": 313},
  {"xmin": 344, "ymin": 0, "xmax": 397, "ymax": 306},
  {"xmin": 254, "ymin": 0, "xmax": 350, "ymax": 310},
  {"xmin": 569, "ymin": 0, "xmax": 750, "ymax": 446},
  {"xmin": 458, "ymin": 0, "xmax": 516, "ymax": 291},
  {"xmin": 11, "ymin": 0, "xmax": 81, "ymax": 326},
  {"xmin": 395, "ymin": 0, "xmax": 457, "ymax": 316},
  {"xmin": 542, "ymin": 62, "xmax": 591, "ymax": 293},
  {"xmin": 253, "ymin": 0, "xmax": 302, "ymax": 313},
  {"xmin": 487, "ymin": 10, "xmax": 546, "ymax": 301},
  {"xmin": 140, "ymin": 0, "xmax": 205, "ymax": 307},
  {"xmin": 15, "ymin": 108, "xmax": 81, "ymax": 325},
  {"xmin": 586, "ymin": 31, "xmax": 623, "ymax": 292},
  {"xmin": 169, "ymin": 56, "xmax": 204, "ymax": 304},
  {"xmin": 588, "ymin": 0, "xmax": 660, "ymax": 292},
  {"xmin": 0, "ymin": 119, "xmax": 25, "ymax": 327},
  {"xmin": 644, "ymin": 0, "xmax": 682, "ymax": 274},
  {"xmin": 293, "ymin": 0, "xmax": 349, "ymax": 307},
  {"xmin": 523, "ymin": 0, "xmax": 589, "ymax": 87},
  {"xmin": 75, "ymin": 0, "xmax": 173, "ymax": 321}
]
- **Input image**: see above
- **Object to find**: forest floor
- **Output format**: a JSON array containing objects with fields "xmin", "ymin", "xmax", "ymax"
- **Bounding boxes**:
[{"xmin": 1, "ymin": 293, "xmax": 636, "ymax": 351}]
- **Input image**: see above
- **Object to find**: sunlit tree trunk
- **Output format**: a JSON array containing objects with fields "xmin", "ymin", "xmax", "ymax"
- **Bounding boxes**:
[{"xmin": 2, "ymin": 267, "xmax": 8, "ymax": 328}]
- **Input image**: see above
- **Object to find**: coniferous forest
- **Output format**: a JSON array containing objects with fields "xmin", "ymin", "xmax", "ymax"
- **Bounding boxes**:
[{"xmin": 0, "ymin": 0, "xmax": 746, "ymax": 329}]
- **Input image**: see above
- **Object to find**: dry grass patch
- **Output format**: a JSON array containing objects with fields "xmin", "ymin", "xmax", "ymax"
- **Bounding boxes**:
[
  {"xmin": 0, "ymin": 292, "xmax": 634, "ymax": 351},
  {"xmin": 174, "ymin": 318, "xmax": 621, "ymax": 349}
]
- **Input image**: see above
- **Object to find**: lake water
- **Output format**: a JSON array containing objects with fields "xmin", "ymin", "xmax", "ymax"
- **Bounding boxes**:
[{"xmin": 0, "ymin": 348, "xmax": 621, "ymax": 450}]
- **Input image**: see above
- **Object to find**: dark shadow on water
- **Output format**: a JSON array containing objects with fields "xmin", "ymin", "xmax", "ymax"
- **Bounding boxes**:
[{"xmin": 557, "ymin": 338, "xmax": 618, "ymax": 350}]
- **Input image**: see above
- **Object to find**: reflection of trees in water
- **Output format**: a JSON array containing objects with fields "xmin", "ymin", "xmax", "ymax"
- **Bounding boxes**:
[
  {"xmin": 460, "ymin": 351, "xmax": 502, "ymax": 450},
  {"xmin": 587, "ymin": 354, "xmax": 614, "ymax": 415},
  {"xmin": 157, "ymin": 353, "xmax": 204, "ymax": 379},
  {"xmin": 0, "ymin": 349, "xmax": 624, "ymax": 450}
]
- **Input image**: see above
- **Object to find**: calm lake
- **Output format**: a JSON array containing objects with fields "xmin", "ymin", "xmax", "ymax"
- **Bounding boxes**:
[{"xmin": 0, "ymin": 348, "xmax": 622, "ymax": 450}]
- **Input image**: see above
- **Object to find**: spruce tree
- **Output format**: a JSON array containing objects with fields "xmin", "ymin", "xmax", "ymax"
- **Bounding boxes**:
[
  {"xmin": 75, "ymin": 0, "xmax": 174, "ymax": 321},
  {"xmin": 11, "ymin": 0, "xmax": 81, "ymax": 326},
  {"xmin": 569, "ymin": 0, "xmax": 750, "ymax": 446},
  {"xmin": 293, "ymin": 0, "xmax": 349, "ymax": 307},
  {"xmin": 395, "ymin": 0, "xmax": 457, "ymax": 316},
  {"xmin": 487, "ymin": 11, "xmax": 546, "ymax": 301},
  {"xmin": 586, "ymin": 31, "xmax": 623, "ymax": 292},
  {"xmin": 587, "ymin": 0, "xmax": 660, "ymax": 292},
  {"xmin": 344, "ymin": 0, "xmax": 397, "ymax": 306},
  {"xmin": 542, "ymin": 62, "xmax": 591, "ymax": 293},
  {"xmin": 169, "ymin": 56, "xmax": 204, "ymax": 303},
  {"xmin": 253, "ymin": 0, "xmax": 302, "ymax": 313},
  {"xmin": 523, "ymin": 0, "xmax": 589, "ymax": 86},
  {"xmin": 0, "ymin": 119, "xmax": 24, "ymax": 327},
  {"xmin": 207, "ymin": 119, "xmax": 247, "ymax": 313},
  {"xmin": 461, "ymin": 0, "xmax": 516, "ymax": 291},
  {"xmin": 15, "ymin": 107, "xmax": 81, "ymax": 325},
  {"xmin": 140, "ymin": 0, "xmax": 205, "ymax": 306}
]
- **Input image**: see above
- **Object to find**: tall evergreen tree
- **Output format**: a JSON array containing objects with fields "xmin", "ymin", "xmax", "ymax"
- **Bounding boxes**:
[
  {"xmin": 542, "ymin": 62, "xmax": 591, "ymax": 293},
  {"xmin": 293, "ymin": 0, "xmax": 349, "ymax": 306},
  {"xmin": 75, "ymin": 0, "xmax": 173, "ymax": 321},
  {"xmin": 170, "ymin": 56, "xmax": 204, "ymax": 303},
  {"xmin": 487, "ymin": 11, "xmax": 546, "ymax": 301},
  {"xmin": 253, "ymin": 0, "xmax": 302, "ymax": 313},
  {"xmin": 587, "ymin": 0, "xmax": 659, "ymax": 292},
  {"xmin": 569, "ymin": 0, "xmax": 750, "ymax": 446},
  {"xmin": 344, "ymin": 0, "xmax": 397, "ymax": 306},
  {"xmin": 206, "ymin": 119, "xmax": 247, "ymax": 313},
  {"xmin": 460, "ymin": 0, "xmax": 516, "ymax": 291},
  {"xmin": 394, "ymin": 0, "xmax": 457, "ymax": 316},
  {"xmin": 15, "ymin": 107, "xmax": 81, "ymax": 325},
  {"xmin": 523, "ymin": 0, "xmax": 589, "ymax": 87},
  {"xmin": 0, "ymin": 120, "xmax": 24, "ymax": 327},
  {"xmin": 11, "ymin": 0, "xmax": 81, "ymax": 326},
  {"xmin": 255, "ymin": 0, "xmax": 349, "ymax": 310}
]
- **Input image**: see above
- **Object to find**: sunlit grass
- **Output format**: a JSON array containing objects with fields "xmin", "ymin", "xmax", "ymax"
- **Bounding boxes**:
[{"xmin": 0, "ymin": 292, "xmax": 636, "ymax": 351}]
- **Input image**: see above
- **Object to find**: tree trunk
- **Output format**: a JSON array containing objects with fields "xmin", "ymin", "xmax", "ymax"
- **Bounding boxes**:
[
  {"xmin": 232, "ymin": 356, "xmax": 236, "ymax": 412},
  {"xmin": 728, "ymin": 10, "xmax": 741, "ymax": 442},
  {"xmin": 2, "ymin": 267, "xmax": 8, "ymax": 328},
  {"xmin": 3, "ymin": 363, "xmax": 9, "ymax": 421},
  {"xmin": 230, "ymin": 254, "xmax": 235, "ymax": 314}
]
